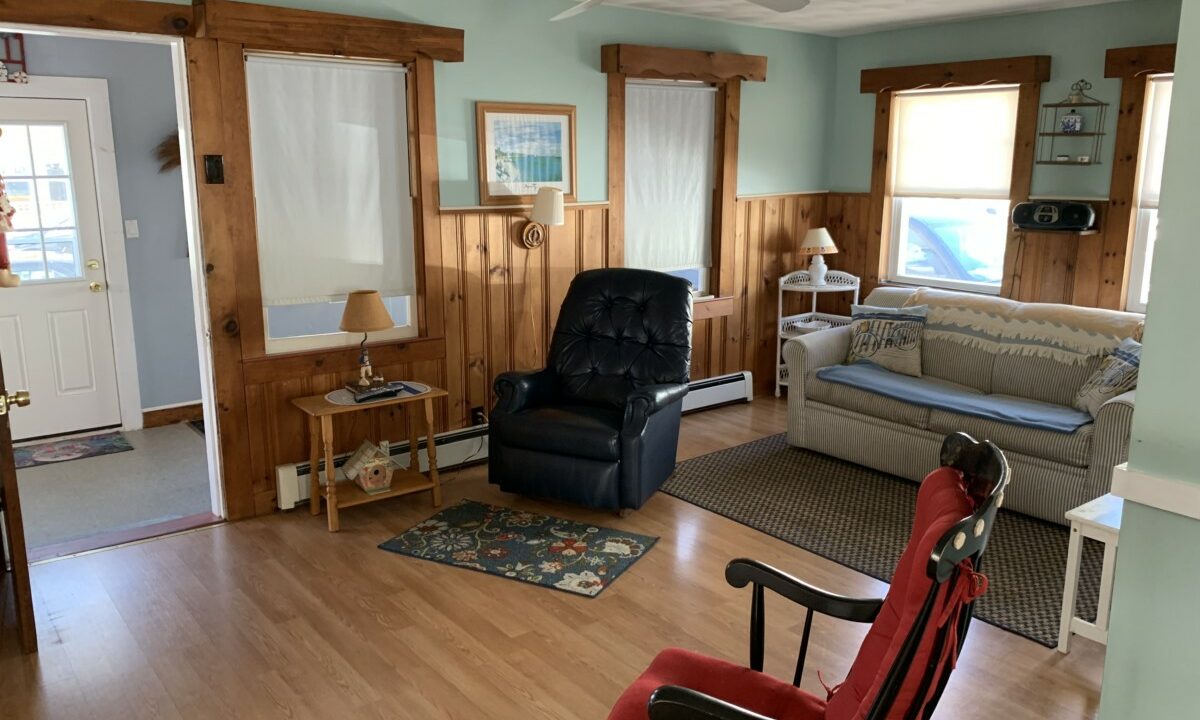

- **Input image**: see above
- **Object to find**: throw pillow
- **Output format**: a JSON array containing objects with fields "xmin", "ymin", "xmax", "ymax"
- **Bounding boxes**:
[
  {"xmin": 846, "ymin": 304, "xmax": 928, "ymax": 378},
  {"xmin": 1074, "ymin": 337, "xmax": 1141, "ymax": 417}
]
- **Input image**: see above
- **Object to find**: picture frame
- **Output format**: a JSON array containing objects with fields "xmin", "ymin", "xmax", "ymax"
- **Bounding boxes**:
[{"xmin": 476, "ymin": 101, "xmax": 576, "ymax": 206}]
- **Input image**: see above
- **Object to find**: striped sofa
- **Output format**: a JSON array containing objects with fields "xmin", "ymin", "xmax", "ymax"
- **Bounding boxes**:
[{"xmin": 783, "ymin": 287, "xmax": 1141, "ymax": 525}]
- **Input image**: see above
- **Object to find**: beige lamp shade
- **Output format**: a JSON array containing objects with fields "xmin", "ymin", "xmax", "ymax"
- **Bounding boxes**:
[
  {"xmin": 340, "ymin": 290, "xmax": 394, "ymax": 333},
  {"xmin": 799, "ymin": 227, "xmax": 838, "ymax": 255},
  {"xmin": 531, "ymin": 187, "xmax": 565, "ymax": 226}
]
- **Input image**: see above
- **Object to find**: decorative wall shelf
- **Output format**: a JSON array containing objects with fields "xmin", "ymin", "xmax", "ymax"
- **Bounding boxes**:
[{"xmin": 1036, "ymin": 79, "xmax": 1109, "ymax": 167}]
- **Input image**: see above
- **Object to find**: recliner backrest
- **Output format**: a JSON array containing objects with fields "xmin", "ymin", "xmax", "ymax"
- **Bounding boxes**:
[{"xmin": 548, "ymin": 269, "xmax": 693, "ymax": 409}]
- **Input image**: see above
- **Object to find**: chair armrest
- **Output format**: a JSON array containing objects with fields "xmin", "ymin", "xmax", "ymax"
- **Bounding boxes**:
[
  {"xmin": 1087, "ymin": 389, "xmax": 1136, "ymax": 492},
  {"xmin": 624, "ymin": 386, "xmax": 691, "ymax": 424},
  {"xmin": 726, "ymin": 558, "xmax": 884, "ymax": 623},
  {"xmin": 492, "ymin": 368, "xmax": 558, "ymax": 415},
  {"xmin": 649, "ymin": 686, "xmax": 772, "ymax": 720}
]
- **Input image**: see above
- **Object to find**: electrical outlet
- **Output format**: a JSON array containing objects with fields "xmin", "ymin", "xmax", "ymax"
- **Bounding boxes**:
[{"xmin": 471, "ymin": 406, "xmax": 487, "ymax": 426}]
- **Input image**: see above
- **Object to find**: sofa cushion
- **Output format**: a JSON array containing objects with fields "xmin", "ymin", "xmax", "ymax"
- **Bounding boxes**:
[
  {"xmin": 992, "ymin": 353, "xmax": 1103, "ymax": 407},
  {"xmin": 807, "ymin": 369, "xmax": 934, "ymax": 429},
  {"xmin": 816, "ymin": 362, "xmax": 1093, "ymax": 433},
  {"xmin": 1074, "ymin": 337, "xmax": 1141, "ymax": 417},
  {"xmin": 847, "ymin": 304, "xmax": 928, "ymax": 377},
  {"xmin": 495, "ymin": 405, "xmax": 623, "ymax": 461},
  {"xmin": 922, "ymin": 336, "xmax": 995, "ymax": 393},
  {"xmin": 928, "ymin": 405, "xmax": 1095, "ymax": 467}
]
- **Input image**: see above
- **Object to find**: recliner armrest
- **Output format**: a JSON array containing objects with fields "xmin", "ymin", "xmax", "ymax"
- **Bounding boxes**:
[
  {"xmin": 623, "ymin": 383, "xmax": 689, "ymax": 435},
  {"xmin": 493, "ymin": 368, "xmax": 559, "ymax": 415}
]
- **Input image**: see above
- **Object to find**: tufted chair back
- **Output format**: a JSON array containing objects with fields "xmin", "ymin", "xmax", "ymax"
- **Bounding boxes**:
[{"xmin": 548, "ymin": 269, "xmax": 693, "ymax": 409}]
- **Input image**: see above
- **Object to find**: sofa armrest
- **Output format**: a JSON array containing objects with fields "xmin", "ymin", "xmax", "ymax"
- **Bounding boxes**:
[
  {"xmin": 492, "ymin": 368, "xmax": 558, "ymax": 415},
  {"xmin": 782, "ymin": 325, "xmax": 851, "ymax": 404},
  {"xmin": 623, "ymin": 383, "xmax": 688, "ymax": 437},
  {"xmin": 1087, "ymin": 389, "xmax": 1136, "ymax": 494}
]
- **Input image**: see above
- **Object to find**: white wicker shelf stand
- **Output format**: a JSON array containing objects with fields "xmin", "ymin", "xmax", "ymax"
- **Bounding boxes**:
[{"xmin": 775, "ymin": 269, "xmax": 860, "ymax": 397}]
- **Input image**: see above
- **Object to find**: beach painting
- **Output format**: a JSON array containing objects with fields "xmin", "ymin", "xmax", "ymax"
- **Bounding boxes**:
[{"xmin": 477, "ymin": 102, "xmax": 575, "ymax": 205}]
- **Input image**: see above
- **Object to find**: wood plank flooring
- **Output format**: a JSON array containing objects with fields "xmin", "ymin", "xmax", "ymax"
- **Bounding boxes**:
[{"xmin": 0, "ymin": 398, "xmax": 1104, "ymax": 719}]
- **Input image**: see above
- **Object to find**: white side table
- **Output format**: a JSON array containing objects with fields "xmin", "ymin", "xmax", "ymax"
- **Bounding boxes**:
[
  {"xmin": 775, "ymin": 269, "xmax": 860, "ymax": 397},
  {"xmin": 1058, "ymin": 493, "xmax": 1123, "ymax": 653}
]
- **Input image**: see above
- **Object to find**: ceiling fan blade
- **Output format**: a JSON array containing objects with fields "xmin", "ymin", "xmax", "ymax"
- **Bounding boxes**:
[
  {"xmin": 550, "ymin": 0, "xmax": 606, "ymax": 21},
  {"xmin": 745, "ymin": 0, "xmax": 811, "ymax": 12}
]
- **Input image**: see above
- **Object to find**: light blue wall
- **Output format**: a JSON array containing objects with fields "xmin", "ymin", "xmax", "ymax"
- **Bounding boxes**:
[
  {"xmin": 28, "ymin": 35, "xmax": 202, "ymax": 409},
  {"xmin": 230, "ymin": 0, "xmax": 837, "ymax": 206},
  {"xmin": 1100, "ymin": 1, "xmax": 1200, "ymax": 715},
  {"xmin": 829, "ymin": 0, "xmax": 1183, "ymax": 196}
]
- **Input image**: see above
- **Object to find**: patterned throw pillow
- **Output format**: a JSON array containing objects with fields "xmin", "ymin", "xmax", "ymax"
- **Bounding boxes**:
[
  {"xmin": 1074, "ymin": 337, "xmax": 1141, "ymax": 417},
  {"xmin": 846, "ymin": 304, "xmax": 928, "ymax": 378}
]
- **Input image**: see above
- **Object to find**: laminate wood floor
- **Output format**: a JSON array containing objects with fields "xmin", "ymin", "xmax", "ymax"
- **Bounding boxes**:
[{"xmin": 0, "ymin": 397, "xmax": 1104, "ymax": 719}]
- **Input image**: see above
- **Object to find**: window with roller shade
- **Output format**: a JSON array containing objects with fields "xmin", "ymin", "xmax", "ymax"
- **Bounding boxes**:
[
  {"xmin": 244, "ymin": 54, "xmax": 418, "ymax": 353},
  {"xmin": 1127, "ymin": 75, "xmax": 1173, "ymax": 313},
  {"xmin": 886, "ymin": 85, "xmax": 1020, "ymax": 293},
  {"xmin": 624, "ymin": 81, "xmax": 716, "ymax": 293}
]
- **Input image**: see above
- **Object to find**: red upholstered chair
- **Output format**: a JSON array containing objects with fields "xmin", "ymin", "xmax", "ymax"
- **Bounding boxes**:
[{"xmin": 609, "ymin": 433, "xmax": 1010, "ymax": 720}]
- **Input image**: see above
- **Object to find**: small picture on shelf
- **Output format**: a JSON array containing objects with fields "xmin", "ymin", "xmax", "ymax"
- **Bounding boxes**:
[
  {"xmin": 1077, "ymin": 155, "xmax": 1091, "ymax": 164},
  {"xmin": 1061, "ymin": 109, "xmax": 1084, "ymax": 134},
  {"xmin": 1055, "ymin": 154, "xmax": 1071, "ymax": 163}
]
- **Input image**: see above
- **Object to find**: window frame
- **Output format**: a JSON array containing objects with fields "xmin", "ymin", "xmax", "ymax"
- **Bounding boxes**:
[{"xmin": 883, "ymin": 84, "xmax": 1021, "ymax": 294}]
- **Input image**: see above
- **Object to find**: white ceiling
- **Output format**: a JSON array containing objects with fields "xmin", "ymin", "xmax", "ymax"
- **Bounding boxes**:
[{"xmin": 590, "ymin": 0, "xmax": 1128, "ymax": 37}]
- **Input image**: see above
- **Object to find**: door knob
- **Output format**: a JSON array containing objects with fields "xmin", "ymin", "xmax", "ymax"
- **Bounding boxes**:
[
  {"xmin": 0, "ymin": 390, "xmax": 30, "ymax": 415},
  {"xmin": 89, "ymin": 282, "xmax": 105, "ymax": 293},
  {"xmin": 86, "ymin": 259, "xmax": 101, "ymax": 269}
]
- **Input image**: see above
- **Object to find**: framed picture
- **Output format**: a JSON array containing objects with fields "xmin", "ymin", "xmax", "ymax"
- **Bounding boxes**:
[{"xmin": 476, "ymin": 101, "xmax": 576, "ymax": 206}]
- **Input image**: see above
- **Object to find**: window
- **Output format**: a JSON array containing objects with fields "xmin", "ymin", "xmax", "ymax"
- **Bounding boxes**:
[
  {"xmin": 0, "ymin": 123, "xmax": 82, "ymax": 282},
  {"xmin": 1127, "ymin": 75, "xmax": 1173, "ymax": 313},
  {"xmin": 624, "ymin": 81, "xmax": 716, "ymax": 294},
  {"xmin": 886, "ymin": 86, "xmax": 1020, "ymax": 293},
  {"xmin": 244, "ymin": 55, "xmax": 418, "ymax": 353}
]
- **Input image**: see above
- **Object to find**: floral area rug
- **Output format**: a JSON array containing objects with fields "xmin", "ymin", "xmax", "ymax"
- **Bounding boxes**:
[
  {"xmin": 379, "ymin": 499, "xmax": 658, "ymax": 597},
  {"xmin": 14, "ymin": 431, "xmax": 134, "ymax": 469}
]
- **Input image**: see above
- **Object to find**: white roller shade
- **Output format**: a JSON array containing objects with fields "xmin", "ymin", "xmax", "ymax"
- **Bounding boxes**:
[
  {"xmin": 891, "ymin": 86, "xmax": 1020, "ymax": 199},
  {"xmin": 625, "ymin": 82, "xmax": 716, "ymax": 272},
  {"xmin": 1138, "ymin": 76, "xmax": 1173, "ymax": 209},
  {"xmin": 245, "ymin": 55, "xmax": 416, "ymax": 306}
]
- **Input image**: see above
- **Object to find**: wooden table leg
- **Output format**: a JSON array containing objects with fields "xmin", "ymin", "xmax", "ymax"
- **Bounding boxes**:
[
  {"xmin": 423, "ymin": 397, "xmax": 442, "ymax": 507},
  {"xmin": 407, "ymin": 403, "xmax": 421, "ymax": 473},
  {"xmin": 308, "ymin": 415, "xmax": 321, "ymax": 516},
  {"xmin": 321, "ymin": 415, "xmax": 338, "ymax": 532}
]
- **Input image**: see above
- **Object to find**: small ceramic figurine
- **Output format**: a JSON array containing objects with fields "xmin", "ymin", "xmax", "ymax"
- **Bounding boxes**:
[
  {"xmin": 11, "ymin": 71, "xmax": 29, "ymax": 84},
  {"xmin": 0, "ymin": 135, "xmax": 20, "ymax": 288},
  {"xmin": 0, "ymin": 63, "xmax": 10, "ymax": 82}
]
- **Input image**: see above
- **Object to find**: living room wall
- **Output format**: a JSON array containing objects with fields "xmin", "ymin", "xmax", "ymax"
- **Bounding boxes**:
[{"xmin": 829, "ymin": 0, "xmax": 1183, "ymax": 198}]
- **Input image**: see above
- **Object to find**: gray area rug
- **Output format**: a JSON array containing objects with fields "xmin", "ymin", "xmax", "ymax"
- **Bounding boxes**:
[{"xmin": 662, "ymin": 433, "xmax": 1101, "ymax": 648}]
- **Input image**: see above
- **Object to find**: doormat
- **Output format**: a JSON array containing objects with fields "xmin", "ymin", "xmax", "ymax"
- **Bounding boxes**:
[
  {"xmin": 380, "ymin": 499, "xmax": 657, "ymax": 597},
  {"xmin": 14, "ymin": 431, "xmax": 134, "ymax": 470}
]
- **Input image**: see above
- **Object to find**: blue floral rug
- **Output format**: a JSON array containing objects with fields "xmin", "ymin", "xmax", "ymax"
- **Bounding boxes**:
[
  {"xmin": 14, "ymin": 431, "xmax": 134, "ymax": 469},
  {"xmin": 379, "ymin": 499, "xmax": 658, "ymax": 597}
]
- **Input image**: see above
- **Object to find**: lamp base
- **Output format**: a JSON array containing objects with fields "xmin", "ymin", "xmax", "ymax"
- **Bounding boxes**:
[{"xmin": 809, "ymin": 254, "xmax": 828, "ymax": 286}]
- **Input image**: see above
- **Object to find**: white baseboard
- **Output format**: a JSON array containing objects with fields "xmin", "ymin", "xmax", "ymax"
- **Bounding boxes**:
[{"xmin": 1111, "ymin": 463, "xmax": 1200, "ymax": 522}]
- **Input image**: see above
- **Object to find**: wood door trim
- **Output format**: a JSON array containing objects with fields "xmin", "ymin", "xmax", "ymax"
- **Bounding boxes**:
[
  {"xmin": 0, "ymin": 0, "xmax": 194, "ymax": 35},
  {"xmin": 143, "ymin": 403, "xmax": 204, "ymax": 428},
  {"xmin": 0, "ymin": 359, "xmax": 37, "ymax": 653}
]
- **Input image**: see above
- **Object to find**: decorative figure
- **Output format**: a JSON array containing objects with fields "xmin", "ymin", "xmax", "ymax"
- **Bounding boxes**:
[
  {"xmin": 0, "ymin": 63, "xmax": 9, "ymax": 82},
  {"xmin": 0, "ymin": 129, "xmax": 20, "ymax": 288}
]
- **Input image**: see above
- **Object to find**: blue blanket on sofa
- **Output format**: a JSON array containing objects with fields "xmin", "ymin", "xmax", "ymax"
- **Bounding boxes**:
[{"xmin": 815, "ymin": 362, "xmax": 1093, "ymax": 433}]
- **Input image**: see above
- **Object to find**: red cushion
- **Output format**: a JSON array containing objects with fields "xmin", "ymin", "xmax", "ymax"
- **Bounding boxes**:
[
  {"xmin": 607, "ymin": 648, "xmax": 827, "ymax": 720},
  {"xmin": 823, "ymin": 466, "xmax": 974, "ymax": 719}
]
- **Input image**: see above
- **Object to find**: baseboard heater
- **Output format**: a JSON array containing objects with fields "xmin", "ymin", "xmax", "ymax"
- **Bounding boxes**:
[
  {"xmin": 682, "ymin": 371, "xmax": 753, "ymax": 414},
  {"xmin": 275, "ymin": 425, "xmax": 489, "ymax": 511}
]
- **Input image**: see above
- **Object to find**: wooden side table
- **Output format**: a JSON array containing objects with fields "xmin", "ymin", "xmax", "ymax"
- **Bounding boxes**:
[
  {"xmin": 292, "ymin": 385, "xmax": 447, "ymax": 532},
  {"xmin": 1058, "ymin": 493, "xmax": 1122, "ymax": 653}
]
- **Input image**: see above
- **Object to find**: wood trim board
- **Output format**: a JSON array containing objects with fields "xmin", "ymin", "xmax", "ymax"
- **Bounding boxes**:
[
  {"xmin": 143, "ymin": 403, "xmax": 205, "ymax": 428},
  {"xmin": 601, "ymin": 44, "xmax": 767, "ymax": 83},
  {"xmin": 0, "ymin": 0, "xmax": 194, "ymax": 35},
  {"xmin": 860, "ymin": 55, "xmax": 1051, "ymax": 93},
  {"xmin": 1105, "ymin": 44, "xmax": 1176, "ymax": 78}
]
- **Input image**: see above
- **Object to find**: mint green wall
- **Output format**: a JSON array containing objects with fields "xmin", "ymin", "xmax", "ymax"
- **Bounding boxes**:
[
  {"xmin": 233, "ymin": 0, "xmax": 836, "ymax": 206},
  {"xmin": 1100, "ymin": 2, "xmax": 1200, "ymax": 713},
  {"xmin": 829, "ymin": 0, "xmax": 1182, "ymax": 197}
]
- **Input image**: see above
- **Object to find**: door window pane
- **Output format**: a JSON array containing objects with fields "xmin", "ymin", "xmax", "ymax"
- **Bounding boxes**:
[{"xmin": 0, "ymin": 122, "xmax": 82, "ymax": 282}]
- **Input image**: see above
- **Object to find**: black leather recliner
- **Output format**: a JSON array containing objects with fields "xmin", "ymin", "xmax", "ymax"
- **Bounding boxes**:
[{"xmin": 488, "ymin": 268, "xmax": 693, "ymax": 512}]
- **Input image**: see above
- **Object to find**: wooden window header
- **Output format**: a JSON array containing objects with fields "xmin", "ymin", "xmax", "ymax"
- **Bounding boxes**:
[
  {"xmin": 601, "ymin": 44, "xmax": 767, "ymax": 83},
  {"xmin": 0, "ymin": 0, "xmax": 465, "ymax": 63},
  {"xmin": 1105, "ymin": 44, "xmax": 1176, "ymax": 78},
  {"xmin": 860, "ymin": 55, "xmax": 1051, "ymax": 94}
]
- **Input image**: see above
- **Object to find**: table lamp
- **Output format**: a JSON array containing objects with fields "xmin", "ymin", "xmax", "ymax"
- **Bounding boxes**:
[
  {"xmin": 522, "ymin": 187, "xmax": 565, "ymax": 248},
  {"xmin": 340, "ymin": 290, "xmax": 394, "ymax": 388},
  {"xmin": 800, "ymin": 227, "xmax": 838, "ymax": 286}
]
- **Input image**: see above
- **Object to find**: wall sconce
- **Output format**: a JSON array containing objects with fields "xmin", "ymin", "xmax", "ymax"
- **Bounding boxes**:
[{"xmin": 522, "ymin": 187, "xmax": 564, "ymax": 248}]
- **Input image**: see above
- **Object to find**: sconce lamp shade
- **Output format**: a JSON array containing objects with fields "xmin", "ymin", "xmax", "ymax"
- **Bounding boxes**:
[
  {"xmin": 531, "ymin": 187, "xmax": 565, "ymax": 226},
  {"xmin": 799, "ymin": 227, "xmax": 838, "ymax": 255},
  {"xmin": 339, "ymin": 290, "xmax": 394, "ymax": 333}
]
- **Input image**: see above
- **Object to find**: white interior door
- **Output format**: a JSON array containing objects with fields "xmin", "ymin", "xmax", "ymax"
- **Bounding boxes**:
[{"xmin": 0, "ymin": 97, "xmax": 121, "ymax": 441}]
